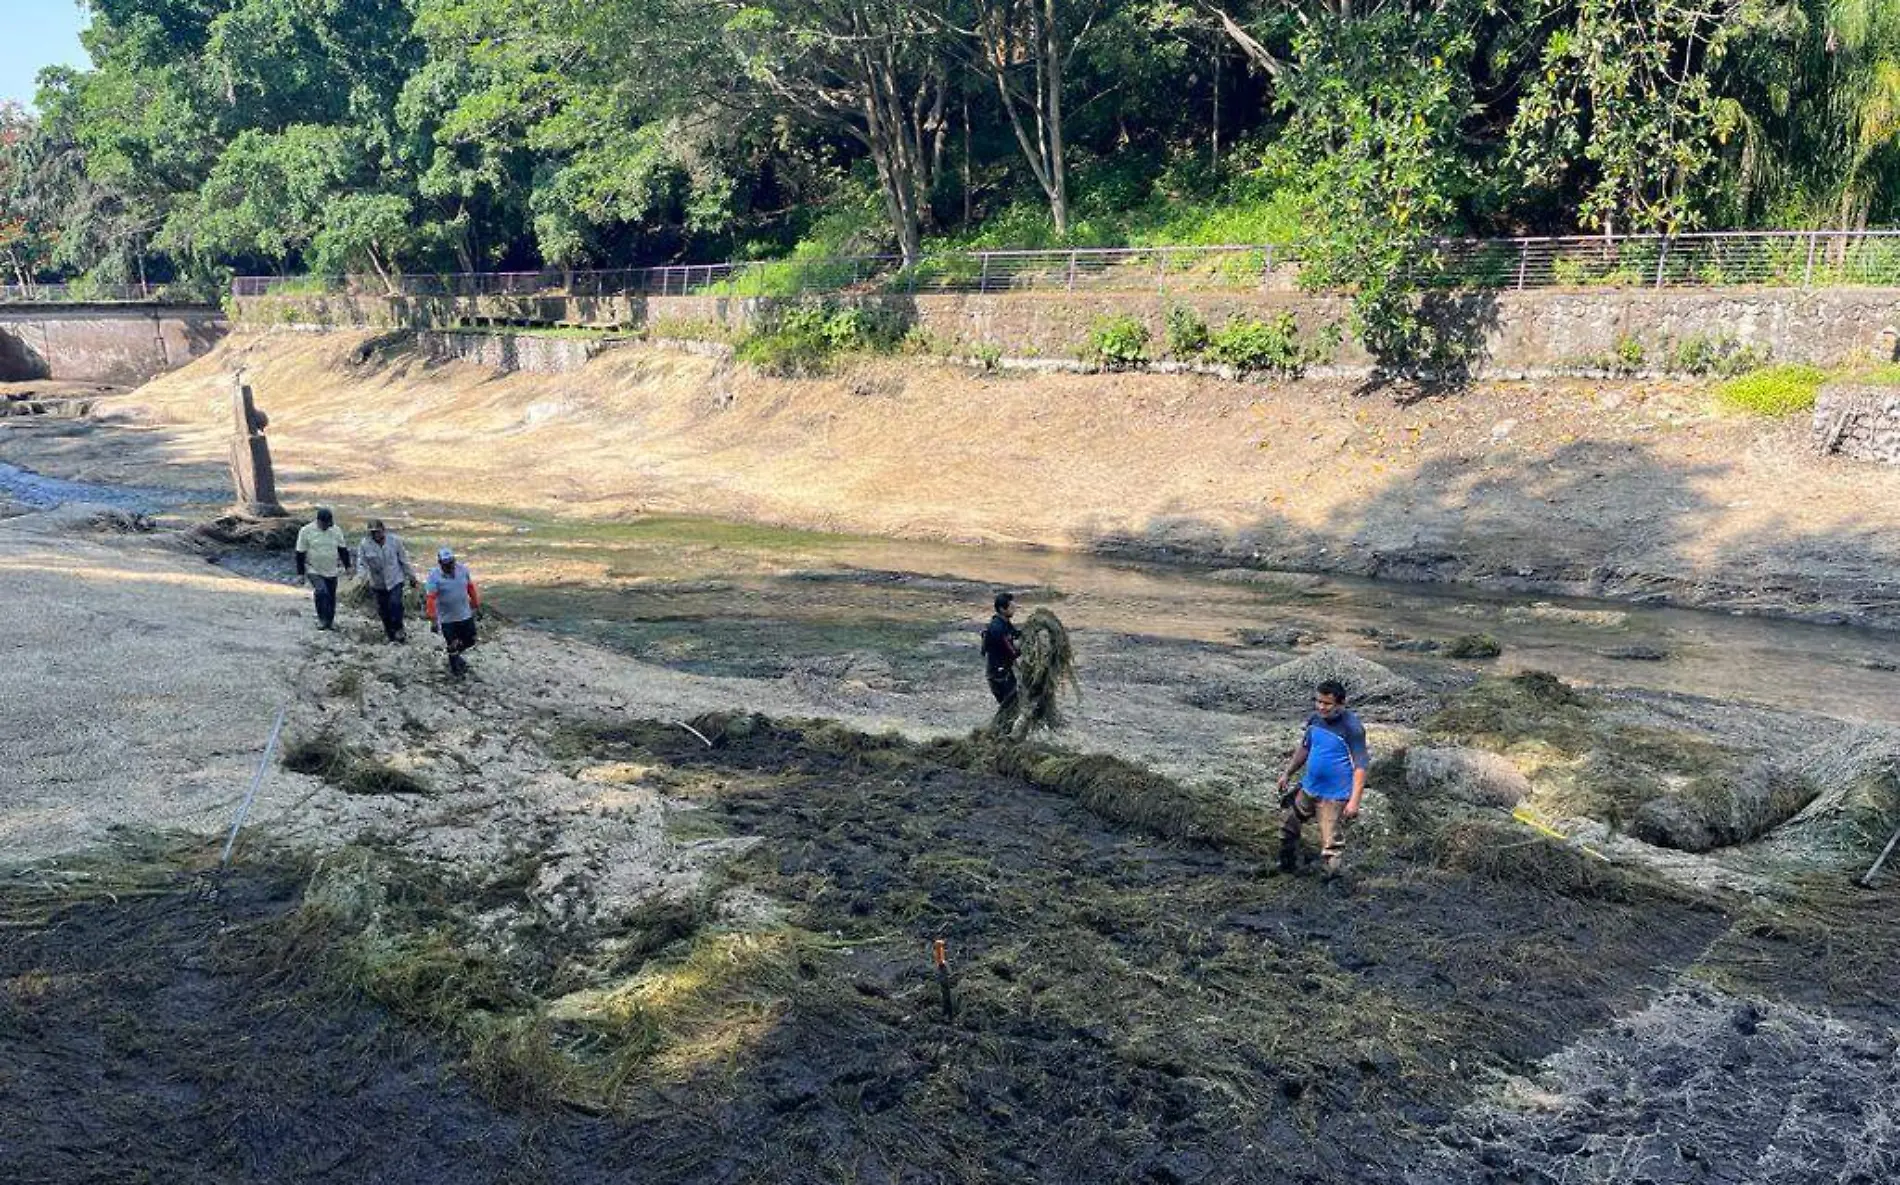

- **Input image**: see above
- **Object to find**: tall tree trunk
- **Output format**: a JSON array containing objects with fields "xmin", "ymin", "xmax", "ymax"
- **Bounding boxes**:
[{"xmin": 978, "ymin": 0, "xmax": 1071, "ymax": 236}]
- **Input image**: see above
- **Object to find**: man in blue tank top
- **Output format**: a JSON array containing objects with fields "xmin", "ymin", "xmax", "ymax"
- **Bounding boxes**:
[{"xmin": 1275, "ymin": 679, "xmax": 1369, "ymax": 876}]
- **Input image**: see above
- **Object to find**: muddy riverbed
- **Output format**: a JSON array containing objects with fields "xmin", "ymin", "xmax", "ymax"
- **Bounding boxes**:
[{"xmin": 3, "ymin": 452, "xmax": 1898, "ymax": 1182}]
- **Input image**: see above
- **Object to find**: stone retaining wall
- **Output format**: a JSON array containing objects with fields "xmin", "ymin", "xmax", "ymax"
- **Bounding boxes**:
[
  {"xmin": 0, "ymin": 305, "xmax": 227, "ymax": 383},
  {"xmin": 1814, "ymin": 384, "xmax": 1900, "ymax": 464},
  {"xmin": 237, "ymin": 286, "xmax": 1900, "ymax": 378},
  {"xmin": 416, "ymin": 329, "xmax": 624, "ymax": 374}
]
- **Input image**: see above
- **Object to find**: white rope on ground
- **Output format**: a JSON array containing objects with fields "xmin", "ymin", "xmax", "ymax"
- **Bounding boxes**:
[
  {"xmin": 219, "ymin": 703, "xmax": 290, "ymax": 870},
  {"xmin": 676, "ymin": 721, "xmax": 714, "ymax": 748}
]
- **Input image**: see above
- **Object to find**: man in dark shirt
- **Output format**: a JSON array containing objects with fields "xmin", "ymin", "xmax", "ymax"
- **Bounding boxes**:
[
  {"xmin": 1275, "ymin": 679, "xmax": 1370, "ymax": 877},
  {"xmin": 981, "ymin": 592, "xmax": 1022, "ymax": 708}
]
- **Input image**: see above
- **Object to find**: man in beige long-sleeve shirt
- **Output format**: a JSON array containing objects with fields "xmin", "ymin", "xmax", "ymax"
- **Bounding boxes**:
[{"xmin": 357, "ymin": 518, "xmax": 418, "ymax": 642}]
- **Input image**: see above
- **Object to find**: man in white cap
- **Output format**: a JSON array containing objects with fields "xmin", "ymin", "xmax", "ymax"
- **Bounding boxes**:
[{"xmin": 423, "ymin": 545, "xmax": 481, "ymax": 677}]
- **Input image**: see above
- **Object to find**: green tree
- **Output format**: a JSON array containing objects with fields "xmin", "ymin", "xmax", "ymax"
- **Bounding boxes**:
[
  {"xmin": 723, "ymin": 0, "xmax": 953, "ymax": 260},
  {"xmin": 1509, "ymin": 0, "xmax": 1768, "ymax": 235},
  {"xmin": 1268, "ymin": 4, "xmax": 1481, "ymax": 371},
  {"xmin": 310, "ymin": 192, "xmax": 418, "ymax": 288},
  {"xmin": 161, "ymin": 125, "xmax": 358, "ymax": 270}
]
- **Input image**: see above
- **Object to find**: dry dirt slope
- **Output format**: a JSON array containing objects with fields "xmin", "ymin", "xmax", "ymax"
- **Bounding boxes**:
[{"xmin": 62, "ymin": 328, "xmax": 1900, "ymax": 626}]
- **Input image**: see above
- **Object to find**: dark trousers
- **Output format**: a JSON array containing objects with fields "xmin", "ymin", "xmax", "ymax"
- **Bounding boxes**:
[
  {"xmin": 987, "ymin": 667, "xmax": 1018, "ymax": 706},
  {"xmin": 308, "ymin": 574, "xmax": 338, "ymax": 627},
  {"xmin": 442, "ymin": 617, "xmax": 478, "ymax": 675},
  {"xmin": 373, "ymin": 585, "xmax": 406, "ymax": 640}
]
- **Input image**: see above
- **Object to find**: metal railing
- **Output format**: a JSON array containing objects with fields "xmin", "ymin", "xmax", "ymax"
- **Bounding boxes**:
[
  {"xmin": 0, "ymin": 281, "xmax": 217, "ymax": 305},
  {"xmin": 226, "ymin": 230, "xmax": 1900, "ymax": 302}
]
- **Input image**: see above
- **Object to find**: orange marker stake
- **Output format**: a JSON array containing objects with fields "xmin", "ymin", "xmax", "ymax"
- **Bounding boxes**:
[{"xmin": 933, "ymin": 938, "xmax": 954, "ymax": 1020}]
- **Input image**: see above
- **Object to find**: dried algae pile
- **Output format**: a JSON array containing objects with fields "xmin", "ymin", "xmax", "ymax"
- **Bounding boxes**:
[{"xmin": 993, "ymin": 607, "xmax": 1080, "ymax": 738}]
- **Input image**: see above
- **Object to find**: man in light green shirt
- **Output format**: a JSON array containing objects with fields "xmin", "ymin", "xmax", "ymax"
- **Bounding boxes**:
[{"xmin": 294, "ymin": 507, "xmax": 353, "ymax": 630}]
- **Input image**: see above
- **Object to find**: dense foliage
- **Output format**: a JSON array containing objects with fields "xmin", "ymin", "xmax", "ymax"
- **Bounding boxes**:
[{"xmin": 1, "ymin": 0, "xmax": 1896, "ymax": 299}]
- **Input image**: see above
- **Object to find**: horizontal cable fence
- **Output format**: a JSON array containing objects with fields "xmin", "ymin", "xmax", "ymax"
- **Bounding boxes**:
[
  {"xmin": 218, "ymin": 230, "xmax": 1900, "ymax": 304},
  {"xmin": 0, "ymin": 281, "xmax": 216, "ymax": 305},
  {"xmin": 0, "ymin": 279, "xmax": 227, "ymax": 303}
]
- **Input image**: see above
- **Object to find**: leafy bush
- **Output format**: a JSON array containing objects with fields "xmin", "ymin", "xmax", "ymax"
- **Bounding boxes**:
[
  {"xmin": 1085, "ymin": 314, "xmax": 1151, "ymax": 368},
  {"xmin": 1715, "ymin": 364, "xmax": 1828, "ymax": 416},
  {"xmin": 1668, "ymin": 331, "xmax": 1767, "ymax": 377},
  {"xmin": 736, "ymin": 301, "xmax": 905, "ymax": 375},
  {"xmin": 1611, "ymin": 334, "xmax": 1646, "ymax": 375},
  {"xmin": 1165, "ymin": 306, "xmax": 1211, "ymax": 358},
  {"xmin": 1208, "ymin": 313, "xmax": 1302, "ymax": 373},
  {"xmin": 1203, "ymin": 313, "xmax": 1342, "ymax": 376}
]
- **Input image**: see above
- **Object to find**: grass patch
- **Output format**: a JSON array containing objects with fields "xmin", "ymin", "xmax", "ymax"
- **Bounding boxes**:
[
  {"xmin": 282, "ymin": 734, "xmax": 431, "ymax": 796},
  {"xmin": 1421, "ymin": 818, "xmax": 1678, "ymax": 903},
  {"xmin": 1716, "ymin": 363, "xmax": 1828, "ymax": 416}
]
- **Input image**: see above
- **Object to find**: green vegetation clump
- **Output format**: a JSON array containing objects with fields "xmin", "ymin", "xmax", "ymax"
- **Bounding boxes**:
[
  {"xmin": 1668, "ymin": 331, "xmax": 1768, "ymax": 377},
  {"xmin": 1207, "ymin": 312, "xmax": 1304, "ymax": 374},
  {"xmin": 1716, "ymin": 364, "xmax": 1829, "ymax": 416},
  {"xmin": 1163, "ymin": 305, "xmax": 1211, "ymax": 358},
  {"xmin": 736, "ymin": 302, "xmax": 905, "ymax": 376},
  {"xmin": 1084, "ymin": 314, "xmax": 1151, "ymax": 369},
  {"xmin": 1159, "ymin": 307, "xmax": 1341, "ymax": 376},
  {"xmin": 1445, "ymin": 633, "xmax": 1503, "ymax": 659}
]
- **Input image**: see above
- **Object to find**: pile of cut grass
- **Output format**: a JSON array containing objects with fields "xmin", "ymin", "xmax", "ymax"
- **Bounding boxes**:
[
  {"xmin": 282, "ymin": 734, "xmax": 431, "ymax": 796},
  {"xmin": 1417, "ymin": 671, "xmax": 1829, "ymax": 853},
  {"xmin": 992, "ymin": 608, "xmax": 1080, "ymax": 737}
]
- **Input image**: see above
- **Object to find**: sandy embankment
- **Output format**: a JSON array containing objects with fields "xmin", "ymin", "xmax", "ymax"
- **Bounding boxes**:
[{"xmin": 22, "ymin": 327, "xmax": 1900, "ymax": 628}]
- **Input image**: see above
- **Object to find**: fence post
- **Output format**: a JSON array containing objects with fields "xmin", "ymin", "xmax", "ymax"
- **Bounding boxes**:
[
  {"xmin": 1516, "ymin": 241, "xmax": 1529, "ymax": 291},
  {"xmin": 1262, "ymin": 244, "xmax": 1275, "ymax": 288},
  {"xmin": 1654, "ymin": 236, "xmax": 1670, "ymax": 289},
  {"xmin": 1156, "ymin": 250, "xmax": 1167, "ymax": 295},
  {"xmin": 1803, "ymin": 231, "xmax": 1819, "ymax": 287},
  {"xmin": 978, "ymin": 252, "xmax": 990, "ymax": 294},
  {"xmin": 1067, "ymin": 249, "xmax": 1077, "ymax": 293}
]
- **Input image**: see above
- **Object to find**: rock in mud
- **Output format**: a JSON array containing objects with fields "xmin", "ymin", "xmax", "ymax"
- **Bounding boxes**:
[
  {"xmin": 1405, "ymin": 746, "xmax": 1531, "ymax": 808},
  {"xmin": 1602, "ymin": 645, "xmax": 1669, "ymax": 662}
]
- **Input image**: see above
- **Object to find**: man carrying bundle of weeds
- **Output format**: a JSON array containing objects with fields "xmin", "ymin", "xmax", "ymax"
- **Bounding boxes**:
[
  {"xmin": 981, "ymin": 591, "xmax": 1023, "ymax": 711},
  {"xmin": 1275, "ymin": 680, "xmax": 1368, "ymax": 878},
  {"xmin": 983, "ymin": 592, "xmax": 1080, "ymax": 738}
]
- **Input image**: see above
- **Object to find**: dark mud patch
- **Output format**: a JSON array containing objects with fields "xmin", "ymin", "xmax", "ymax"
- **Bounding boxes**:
[
  {"xmin": 780, "ymin": 566, "xmax": 1062, "ymax": 602},
  {"xmin": 516, "ymin": 603, "xmax": 949, "ymax": 683},
  {"xmin": 549, "ymin": 716, "xmax": 1727, "ymax": 1182},
  {"xmin": 0, "ymin": 857, "xmax": 602, "ymax": 1184}
]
